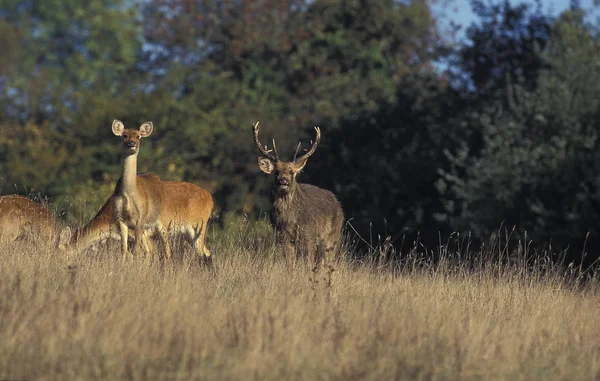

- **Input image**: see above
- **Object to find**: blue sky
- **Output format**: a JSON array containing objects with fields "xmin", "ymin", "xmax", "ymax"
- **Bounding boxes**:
[{"xmin": 434, "ymin": 0, "xmax": 599, "ymax": 40}]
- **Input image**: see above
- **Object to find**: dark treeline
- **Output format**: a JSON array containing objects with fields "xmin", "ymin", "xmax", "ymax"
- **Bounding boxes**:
[{"xmin": 0, "ymin": 0, "xmax": 599, "ymax": 264}]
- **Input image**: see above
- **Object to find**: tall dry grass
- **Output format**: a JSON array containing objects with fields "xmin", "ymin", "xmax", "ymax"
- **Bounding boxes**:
[{"xmin": 0, "ymin": 221, "xmax": 599, "ymax": 381}]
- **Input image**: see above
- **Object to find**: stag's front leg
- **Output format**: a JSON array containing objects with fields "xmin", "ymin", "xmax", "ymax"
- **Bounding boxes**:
[
  {"xmin": 302, "ymin": 240, "xmax": 315, "ymax": 269},
  {"xmin": 282, "ymin": 240, "xmax": 296, "ymax": 268},
  {"xmin": 276, "ymin": 231, "xmax": 295, "ymax": 267}
]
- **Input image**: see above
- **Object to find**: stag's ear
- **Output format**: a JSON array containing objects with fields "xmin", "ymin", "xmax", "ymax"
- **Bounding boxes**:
[
  {"xmin": 112, "ymin": 120, "xmax": 125, "ymax": 136},
  {"xmin": 139, "ymin": 122, "xmax": 153, "ymax": 137},
  {"xmin": 293, "ymin": 158, "xmax": 308, "ymax": 172},
  {"xmin": 258, "ymin": 157, "xmax": 275, "ymax": 174}
]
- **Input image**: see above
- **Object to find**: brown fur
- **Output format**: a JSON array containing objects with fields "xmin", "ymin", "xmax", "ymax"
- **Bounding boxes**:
[
  {"xmin": 59, "ymin": 186, "xmax": 213, "ymax": 261},
  {"xmin": 253, "ymin": 122, "xmax": 344, "ymax": 265},
  {"xmin": 60, "ymin": 120, "xmax": 214, "ymax": 264},
  {"xmin": 160, "ymin": 181, "xmax": 214, "ymax": 260},
  {"xmin": 58, "ymin": 195, "xmax": 121, "ymax": 254},
  {"xmin": 59, "ymin": 180, "xmax": 213, "ymax": 264},
  {"xmin": 0, "ymin": 195, "xmax": 62, "ymax": 246},
  {"xmin": 112, "ymin": 120, "xmax": 170, "ymax": 261}
]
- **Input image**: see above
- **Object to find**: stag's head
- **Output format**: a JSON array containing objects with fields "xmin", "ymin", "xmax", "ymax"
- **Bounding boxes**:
[
  {"xmin": 112, "ymin": 120, "xmax": 153, "ymax": 156},
  {"xmin": 253, "ymin": 121, "xmax": 321, "ymax": 195}
]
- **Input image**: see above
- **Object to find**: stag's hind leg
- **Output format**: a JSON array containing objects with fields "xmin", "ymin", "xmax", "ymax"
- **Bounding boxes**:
[
  {"xmin": 323, "ymin": 240, "xmax": 338, "ymax": 266},
  {"xmin": 325, "ymin": 219, "xmax": 343, "ymax": 265}
]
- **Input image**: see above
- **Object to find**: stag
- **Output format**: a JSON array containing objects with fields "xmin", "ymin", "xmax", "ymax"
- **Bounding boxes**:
[{"xmin": 253, "ymin": 121, "xmax": 344, "ymax": 266}]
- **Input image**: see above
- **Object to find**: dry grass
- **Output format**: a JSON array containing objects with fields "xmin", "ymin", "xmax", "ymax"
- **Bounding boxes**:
[{"xmin": 1, "ymin": 224, "xmax": 599, "ymax": 381}]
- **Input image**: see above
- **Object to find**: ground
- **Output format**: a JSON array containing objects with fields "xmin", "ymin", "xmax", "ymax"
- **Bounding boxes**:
[{"xmin": 0, "ymin": 223, "xmax": 599, "ymax": 380}]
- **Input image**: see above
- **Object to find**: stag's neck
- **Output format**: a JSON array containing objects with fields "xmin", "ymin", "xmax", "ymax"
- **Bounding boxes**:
[
  {"xmin": 121, "ymin": 153, "xmax": 138, "ymax": 194},
  {"xmin": 271, "ymin": 185, "xmax": 297, "ymax": 205},
  {"xmin": 271, "ymin": 184, "xmax": 302, "ymax": 224}
]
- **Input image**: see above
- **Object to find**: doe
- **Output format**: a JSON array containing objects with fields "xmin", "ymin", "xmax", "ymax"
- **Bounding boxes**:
[{"xmin": 112, "ymin": 120, "xmax": 170, "ymax": 261}]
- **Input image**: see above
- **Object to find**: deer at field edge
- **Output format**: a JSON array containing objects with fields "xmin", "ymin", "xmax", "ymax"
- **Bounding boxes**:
[
  {"xmin": 59, "ymin": 120, "xmax": 214, "ymax": 266},
  {"xmin": 0, "ymin": 195, "xmax": 62, "ymax": 247},
  {"xmin": 111, "ymin": 119, "xmax": 170, "ymax": 262},
  {"xmin": 253, "ymin": 121, "xmax": 344, "ymax": 266}
]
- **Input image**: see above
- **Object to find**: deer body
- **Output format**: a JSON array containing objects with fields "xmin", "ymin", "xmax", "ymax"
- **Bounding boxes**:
[
  {"xmin": 58, "ymin": 195, "xmax": 121, "ymax": 254},
  {"xmin": 0, "ymin": 195, "xmax": 61, "ymax": 246},
  {"xmin": 253, "ymin": 122, "xmax": 344, "ymax": 265},
  {"xmin": 160, "ymin": 181, "xmax": 214, "ymax": 262},
  {"xmin": 270, "ymin": 183, "xmax": 343, "ymax": 263},
  {"xmin": 59, "ymin": 178, "xmax": 213, "ymax": 263},
  {"xmin": 113, "ymin": 172, "xmax": 168, "ymax": 257}
]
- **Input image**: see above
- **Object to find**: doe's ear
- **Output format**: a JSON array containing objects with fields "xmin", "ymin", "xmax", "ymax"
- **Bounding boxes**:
[
  {"xmin": 139, "ymin": 122, "xmax": 153, "ymax": 137},
  {"xmin": 112, "ymin": 120, "xmax": 125, "ymax": 136},
  {"xmin": 293, "ymin": 158, "xmax": 308, "ymax": 172},
  {"xmin": 258, "ymin": 157, "xmax": 275, "ymax": 174}
]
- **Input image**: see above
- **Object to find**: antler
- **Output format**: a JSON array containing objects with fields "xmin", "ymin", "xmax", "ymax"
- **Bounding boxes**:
[
  {"xmin": 293, "ymin": 127, "xmax": 321, "ymax": 163},
  {"xmin": 292, "ymin": 142, "xmax": 302, "ymax": 162},
  {"xmin": 252, "ymin": 121, "xmax": 278, "ymax": 162}
]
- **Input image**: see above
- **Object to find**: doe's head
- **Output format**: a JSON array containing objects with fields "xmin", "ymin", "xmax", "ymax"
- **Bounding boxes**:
[
  {"xmin": 112, "ymin": 119, "xmax": 153, "ymax": 156},
  {"xmin": 252, "ymin": 121, "xmax": 320, "ymax": 195}
]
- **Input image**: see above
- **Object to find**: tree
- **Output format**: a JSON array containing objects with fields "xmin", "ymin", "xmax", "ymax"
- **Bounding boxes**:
[
  {"xmin": 439, "ymin": 8, "xmax": 600, "ymax": 259},
  {"xmin": 0, "ymin": 0, "xmax": 145, "ymax": 219},
  {"xmin": 457, "ymin": 0, "xmax": 552, "ymax": 96},
  {"xmin": 281, "ymin": 0, "xmax": 453, "ymax": 246}
]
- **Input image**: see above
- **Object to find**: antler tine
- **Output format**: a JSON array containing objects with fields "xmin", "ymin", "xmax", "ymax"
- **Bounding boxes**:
[
  {"xmin": 272, "ymin": 138, "xmax": 280, "ymax": 159},
  {"xmin": 294, "ymin": 126, "xmax": 321, "ymax": 163},
  {"xmin": 292, "ymin": 142, "xmax": 302, "ymax": 162},
  {"xmin": 252, "ymin": 121, "xmax": 278, "ymax": 161}
]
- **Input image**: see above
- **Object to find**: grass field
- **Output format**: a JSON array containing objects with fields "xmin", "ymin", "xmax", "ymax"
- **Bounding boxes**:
[{"xmin": 1, "ymin": 222, "xmax": 599, "ymax": 381}]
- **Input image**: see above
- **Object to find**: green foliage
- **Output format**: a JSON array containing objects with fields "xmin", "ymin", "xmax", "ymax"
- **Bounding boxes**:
[
  {"xmin": 0, "ymin": 120, "xmax": 69, "ymax": 193},
  {"xmin": 459, "ymin": 0, "xmax": 552, "ymax": 95},
  {"xmin": 0, "ymin": 0, "xmax": 145, "ymax": 217},
  {"xmin": 279, "ymin": 0, "xmax": 448, "ymax": 244},
  {"xmin": 3, "ymin": 0, "xmax": 600, "ymax": 260},
  {"xmin": 439, "ymin": 9, "xmax": 600, "ymax": 249}
]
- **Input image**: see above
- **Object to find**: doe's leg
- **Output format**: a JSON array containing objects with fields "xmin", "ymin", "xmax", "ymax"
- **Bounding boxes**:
[
  {"xmin": 198, "ymin": 219, "xmax": 213, "ymax": 268},
  {"xmin": 157, "ymin": 219, "xmax": 171, "ymax": 260},
  {"xmin": 141, "ymin": 231, "xmax": 155, "ymax": 264},
  {"xmin": 119, "ymin": 220, "xmax": 129, "ymax": 262},
  {"xmin": 133, "ymin": 223, "xmax": 145, "ymax": 258}
]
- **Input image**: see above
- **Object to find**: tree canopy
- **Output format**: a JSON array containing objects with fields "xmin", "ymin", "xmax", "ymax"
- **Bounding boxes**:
[{"xmin": 1, "ymin": 0, "xmax": 600, "ymax": 264}]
